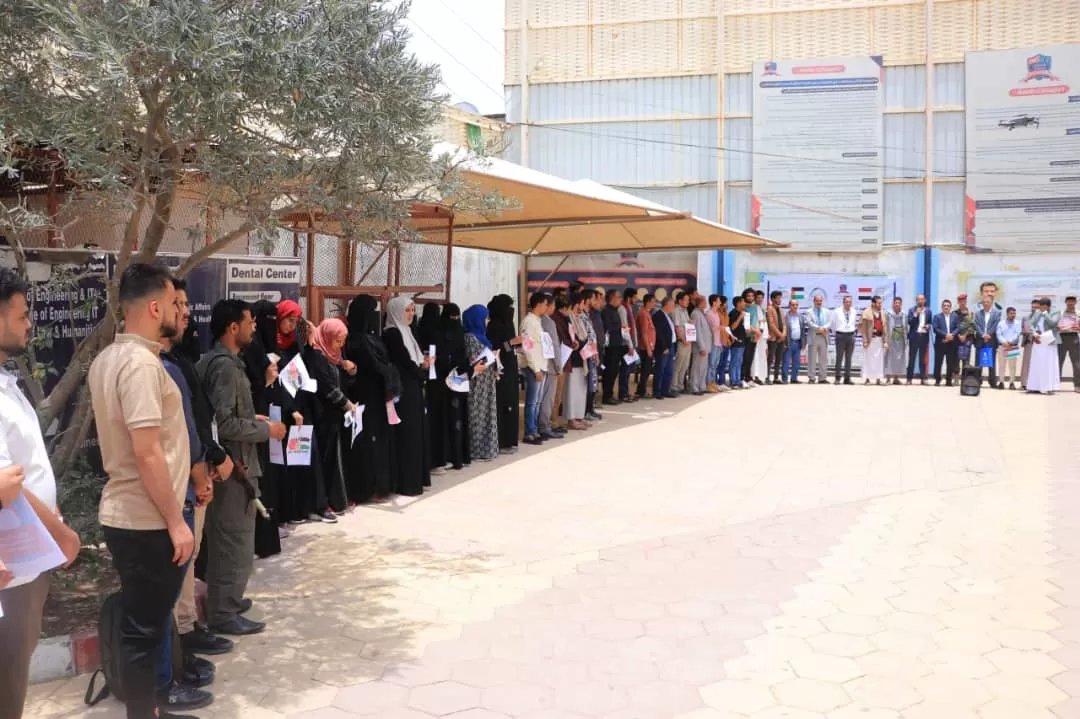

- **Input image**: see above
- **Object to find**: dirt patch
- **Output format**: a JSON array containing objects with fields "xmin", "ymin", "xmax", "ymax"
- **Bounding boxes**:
[{"xmin": 42, "ymin": 548, "xmax": 118, "ymax": 638}]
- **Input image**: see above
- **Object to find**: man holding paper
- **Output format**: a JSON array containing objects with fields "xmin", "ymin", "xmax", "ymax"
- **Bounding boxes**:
[
  {"xmin": 0, "ymin": 269, "xmax": 80, "ymax": 719},
  {"xmin": 197, "ymin": 300, "xmax": 285, "ymax": 637},
  {"xmin": 996, "ymin": 306, "xmax": 1023, "ymax": 390}
]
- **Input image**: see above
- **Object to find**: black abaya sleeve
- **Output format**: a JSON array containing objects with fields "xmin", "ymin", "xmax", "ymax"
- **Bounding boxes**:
[
  {"xmin": 304, "ymin": 347, "xmax": 350, "ymax": 413},
  {"xmin": 383, "ymin": 328, "xmax": 427, "ymax": 382}
]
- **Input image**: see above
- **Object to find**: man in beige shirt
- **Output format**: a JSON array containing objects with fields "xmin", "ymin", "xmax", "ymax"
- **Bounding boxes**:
[{"xmin": 89, "ymin": 263, "xmax": 192, "ymax": 719}]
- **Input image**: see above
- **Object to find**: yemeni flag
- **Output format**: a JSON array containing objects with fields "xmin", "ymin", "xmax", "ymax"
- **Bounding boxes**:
[
  {"xmin": 858, "ymin": 286, "xmax": 873, "ymax": 301},
  {"xmin": 791, "ymin": 286, "xmax": 806, "ymax": 301}
]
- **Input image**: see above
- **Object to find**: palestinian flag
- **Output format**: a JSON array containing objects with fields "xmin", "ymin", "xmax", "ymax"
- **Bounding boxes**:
[{"xmin": 791, "ymin": 286, "xmax": 805, "ymax": 301}]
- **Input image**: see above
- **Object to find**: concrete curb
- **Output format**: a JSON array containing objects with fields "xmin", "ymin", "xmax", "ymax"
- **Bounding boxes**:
[{"xmin": 30, "ymin": 631, "xmax": 100, "ymax": 684}]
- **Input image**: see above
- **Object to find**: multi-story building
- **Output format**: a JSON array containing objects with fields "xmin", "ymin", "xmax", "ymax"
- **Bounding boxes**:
[{"xmin": 504, "ymin": 0, "xmax": 1080, "ymax": 312}]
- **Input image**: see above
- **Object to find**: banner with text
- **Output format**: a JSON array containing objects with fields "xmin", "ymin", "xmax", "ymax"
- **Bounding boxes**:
[
  {"xmin": 527, "ymin": 252, "xmax": 697, "ymax": 305},
  {"xmin": 748, "ymin": 271, "xmax": 899, "ymax": 370},
  {"xmin": 958, "ymin": 271, "xmax": 1080, "ymax": 309},
  {"xmin": 752, "ymin": 56, "xmax": 884, "ymax": 252},
  {"xmin": 965, "ymin": 44, "xmax": 1080, "ymax": 250}
]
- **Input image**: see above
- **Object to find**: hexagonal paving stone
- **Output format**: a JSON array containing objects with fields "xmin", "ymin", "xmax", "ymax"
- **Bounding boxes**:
[
  {"xmin": 842, "ymin": 676, "xmax": 921, "ymax": 711},
  {"xmin": 790, "ymin": 654, "xmax": 863, "ymax": 683},
  {"xmin": 723, "ymin": 654, "xmax": 798, "ymax": 686},
  {"xmin": 747, "ymin": 707, "xmax": 826, "ymax": 719},
  {"xmin": 423, "ymin": 638, "xmax": 491, "ymax": 664},
  {"xmin": 985, "ymin": 648, "xmax": 1067, "ymax": 678},
  {"xmin": 517, "ymin": 659, "xmax": 589, "ymax": 687},
  {"xmin": 700, "ymin": 679, "xmax": 778, "ymax": 714},
  {"xmin": 772, "ymin": 678, "xmax": 850, "ymax": 713},
  {"xmin": 982, "ymin": 675, "xmax": 1068, "ymax": 706},
  {"xmin": 1050, "ymin": 668, "xmax": 1080, "ymax": 696},
  {"xmin": 668, "ymin": 600, "xmax": 727, "ymax": 620},
  {"xmin": 451, "ymin": 659, "xmax": 521, "ymax": 688},
  {"xmin": 481, "ymin": 682, "xmax": 556, "ymax": 715},
  {"xmin": 764, "ymin": 617, "xmax": 827, "ymax": 639},
  {"xmin": 977, "ymin": 699, "xmax": 1058, "ymax": 719},
  {"xmin": 611, "ymin": 601, "xmax": 666, "ymax": 621},
  {"xmin": 807, "ymin": 633, "xmax": 875, "ymax": 658},
  {"xmin": 444, "ymin": 711, "xmax": 511, "ymax": 719},
  {"xmin": 645, "ymin": 617, "xmax": 706, "ymax": 640},
  {"xmin": 382, "ymin": 663, "xmax": 454, "ymax": 688},
  {"xmin": 626, "ymin": 680, "xmax": 704, "ymax": 714},
  {"xmin": 990, "ymin": 628, "xmax": 1061, "ymax": 652},
  {"xmin": 820, "ymin": 614, "xmax": 885, "ymax": 637},
  {"xmin": 408, "ymin": 681, "xmax": 481, "ymax": 715},
  {"xmin": 901, "ymin": 702, "xmax": 979, "ymax": 719},
  {"xmin": 553, "ymin": 680, "xmax": 629, "ymax": 715},
  {"xmin": 912, "ymin": 673, "xmax": 992, "ymax": 708},
  {"xmin": 931, "ymin": 629, "xmax": 1000, "ymax": 654},
  {"xmin": 826, "ymin": 705, "xmax": 900, "ymax": 719},
  {"xmin": 588, "ymin": 655, "xmax": 660, "ymax": 684},
  {"xmin": 583, "ymin": 618, "xmax": 645, "ymax": 642},
  {"xmin": 333, "ymin": 682, "xmax": 410, "ymax": 714}
]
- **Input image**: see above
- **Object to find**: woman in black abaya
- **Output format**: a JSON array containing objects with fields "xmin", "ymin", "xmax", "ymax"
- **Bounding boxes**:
[
  {"xmin": 343, "ymin": 296, "xmax": 401, "ymax": 503},
  {"xmin": 432, "ymin": 303, "xmax": 471, "ymax": 470},
  {"xmin": 302, "ymin": 318, "xmax": 354, "ymax": 515},
  {"xmin": 417, "ymin": 303, "xmax": 448, "ymax": 472},
  {"xmin": 244, "ymin": 300, "xmax": 285, "ymax": 555},
  {"xmin": 382, "ymin": 296, "xmax": 433, "ymax": 496},
  {"xmin": 487, "ymin": 294, "xmax": 522, "ymax": 453}
]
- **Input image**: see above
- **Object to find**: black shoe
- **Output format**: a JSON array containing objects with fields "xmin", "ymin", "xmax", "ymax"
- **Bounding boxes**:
[
  {"xmin": 209, "ymin": 616, "xmax": 266, "ymax": 636},
  {"xmin": 586, "ymin": 411, "xmax": 603, "ymax": 421},
  {"xmin": 160, "ymin": 713, "xmax": 202, "ymax": 719},
  {"xmin": 664, "ymin": 393, "xmax": 678, "ymax": 399},
  {"xmin": 182, "ymin": 654, "xmax": 215, "ymax": 688},
  {"xmin": 652, "ymin": 394, "xmax": 665, "ymax": 400},
  {"xmin": 157, "ymin": 682, "xmax": 213, "ymax": 712},
  {"xmin": 996, "ymin": 382, "xmax": 1005, "ymax": 390},
  {"xmin": 791, "ymin": 379, "xmax": 800, "ymax": 384},
  {"xmin": 844, "ymin": 380, "xmax": 854, "ymax": 386},
  {"xmin": 540, "ymin": 431, "xmax": 563, "ymax": 440},
  {"xmin": 238, "ymin": 598, "xmax": 253, "ymax": 615},
  {"xmin": 752, "ymin": 378, "xmax": 764, "ymax": 385},
  {"xmin": 181, "ymin": 626, "xmax": 235, "ymax": 656},
  {"xmin": 524, "ymin": 435, "xmax": 543, "ymax": 446},
  {"xmin": 692, "ymin": 391, "xmax": 705, "ymax": 396},
  {"xmin": 819, "ymin": 379, "xmax": 830, "ymax": 385}
]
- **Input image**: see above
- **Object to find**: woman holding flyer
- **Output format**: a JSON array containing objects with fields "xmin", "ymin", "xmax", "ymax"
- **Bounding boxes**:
[
  {"xmin": 306, "ymin": 318, "xmax": 357, "ymax": 515},
  {"xmin": 462, "ymin": 305, "xmax": 499, "ymax": 461},
  {"xmin": 344, "ymin": 296, "xmax": 401, "ymax": 503},
  {"xmin": 275, "ymin": 302, "xmax": 339, "ymax": 525},
  {"xmin": 383, "ymin": 296, "xmax": 433, "ymax": 496},
  {"xmin": 487, "ymin": 294, "xmax": 522, "ymax": 453}
]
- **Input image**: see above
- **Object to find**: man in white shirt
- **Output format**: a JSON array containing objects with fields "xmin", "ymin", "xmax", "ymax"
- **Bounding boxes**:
[
  {"xmin": 995, "ymin": 306, "xmax": 1022, "ymax": 390},
  {"xmin": 831, "ymin": 295, "xmax": 858, "ymax": 385},
  {"xmin": 0, "ymin": 269, "xmax": 80, "ymax": 719},
  {"xmin": 806, "ymin": 294, "xmax": 831, "ymax": 384}
]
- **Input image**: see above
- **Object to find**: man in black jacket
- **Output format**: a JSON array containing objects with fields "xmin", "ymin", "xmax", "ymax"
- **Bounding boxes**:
[
  {"xmin": 161, "ymin": 279, "xmax": 236, "ymax": 658},
  {"xmin": 652, "ymin": 296, "xmax": 677, "ymax": 399},
  {"xmin": 600, "ymin": 289, "xmax": 625, "ymax": 404}
]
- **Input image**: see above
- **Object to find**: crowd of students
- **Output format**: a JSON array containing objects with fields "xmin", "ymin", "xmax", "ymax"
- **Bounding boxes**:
[{"xmin": 2, "ymin": 263, "xmax": 1077, "ymax": 719}]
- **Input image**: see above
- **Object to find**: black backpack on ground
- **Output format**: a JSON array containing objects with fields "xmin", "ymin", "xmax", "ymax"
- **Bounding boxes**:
[{"xmin": 85, "ymin": 592, "xmax": 184, "ymax": 706}]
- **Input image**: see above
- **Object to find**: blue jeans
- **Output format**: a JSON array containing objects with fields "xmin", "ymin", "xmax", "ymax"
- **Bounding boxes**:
[
  {"xmin": 522, "ymin": 369, "xmax": 543, "ymax": 436},
  {"xmin": 728, "ymin": 345, "xmax": 745, "ymax": 386},
  {"xmin": 716, "ymin": 346, "xmax": 731, "ymax": 385},
  {"xmin": 707, "ymin": 346, "xmax": 723, "ymax": 385},
  {"xmin": 783, "ymin": 341, "xmax": 802, "ymax": 382},
  {"xmin": 156, "ymin": 499, "xmax": 195, "ymax": 691},
  {"xmin": 654, "ymin": 349, "xmax": 674, "ymax": 397}
]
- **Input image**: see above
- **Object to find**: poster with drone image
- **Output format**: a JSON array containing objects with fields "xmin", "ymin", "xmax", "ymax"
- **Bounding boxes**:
[{"xmin": 964, "ymin": 43, "xmax": 1080, "ymax": 251}]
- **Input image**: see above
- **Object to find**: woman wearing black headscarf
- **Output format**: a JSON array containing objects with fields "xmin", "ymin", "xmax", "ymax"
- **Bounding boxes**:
[
  {"xmin": 430, "ymin": 303, "xmax": 471, "ymax": 471},
  {"xmin": 343, "ymin": 295, "xmax": 401, "ymax": 503},
  {"xmin": 243, "ymin": 300, "xmax": 286, "ymax": 555},
  {"xmin": 415, "ymin": 303, "xmax": 442, "ymax": 351},
  {"xmin": 487, "ymin": 294, "xmax": 522, "ymax": 453}
]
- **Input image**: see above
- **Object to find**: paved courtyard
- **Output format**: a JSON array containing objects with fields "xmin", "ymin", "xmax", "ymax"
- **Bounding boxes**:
[{"xmin": 25, "ymin": 383, "xmax": 1080, "ymax": 719}]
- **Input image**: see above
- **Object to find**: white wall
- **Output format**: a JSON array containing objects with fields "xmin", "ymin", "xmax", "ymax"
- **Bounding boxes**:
[{"xmin": 450, "ymin": 247, "xmax": 521, "ymax": 309}]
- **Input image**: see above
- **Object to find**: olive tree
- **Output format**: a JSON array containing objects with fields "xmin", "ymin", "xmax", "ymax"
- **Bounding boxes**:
[{"xmin": 0, "ymin": 0, "xmax": 499, "ymax": 476}]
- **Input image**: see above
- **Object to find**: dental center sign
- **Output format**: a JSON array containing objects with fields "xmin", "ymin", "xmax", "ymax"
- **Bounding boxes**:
[{"xmin": 229, "ymin": 263, "xmax": 301, "ymax": 283}]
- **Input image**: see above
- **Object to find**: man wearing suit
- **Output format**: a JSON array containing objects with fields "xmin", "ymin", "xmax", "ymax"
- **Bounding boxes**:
[
  {"xmin": 974, "ymin": 295, "xmax": 1002, "ymax": 387},
  {"xmin": 933, "ymin": 299, "xmax": 960, "ymax": 386},
  {"xmin": 806, "ymin": 294, "xmax": 831, "ymax": 384},
  {"xmin": 906, "ymin": 294, "xmax": 932, "ymax": 385},
  {"xmin": 651, "ymin": 296, "xmax": 677, "ymax": 399},
  {"xmin": 781, "ymin": 299, "xmax": 807, "ymax": 384}
]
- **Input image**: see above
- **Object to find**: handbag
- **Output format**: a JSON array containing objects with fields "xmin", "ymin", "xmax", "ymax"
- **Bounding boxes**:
[{"xmin": 978, "ymin": 345, "xmax": 994, "ymax": 368}]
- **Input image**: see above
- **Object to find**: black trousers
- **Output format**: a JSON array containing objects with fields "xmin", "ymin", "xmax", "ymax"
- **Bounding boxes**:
[
  {"xmin": 602, "ymin": 346, "xmax": 623, "ymax": 401},
  {"xmin": 103, "ymin": 527, "xmax": 187, "ymax": 719},
  {"xmin": 636, "ymin": 349, "xmax": 654, "ymax": 397},
  {"xmin": 834, "ymin": 332, "xmax": 855, "ymax": 382},
  {"xmin": 934, "ymin": 340, "xmax": 959, "ymax": 384},
  {"xmin": 767, "ymin": 340, "xmax": 786, "ymax": 380},
  {"xmin": 907, "ymin": 334, "xmax": 929, "ymax": 380},
  {"xmin": 741, "ymin": 341, "xmax": 757, "ymax": 381}
]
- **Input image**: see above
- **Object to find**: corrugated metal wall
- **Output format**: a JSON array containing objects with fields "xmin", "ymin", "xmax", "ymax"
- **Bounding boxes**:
[{"xmin": 505, "ymin": 61, "xmax": 970, "ymax": 246}]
